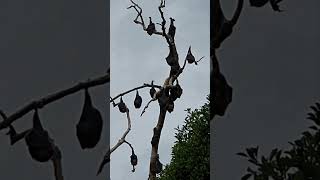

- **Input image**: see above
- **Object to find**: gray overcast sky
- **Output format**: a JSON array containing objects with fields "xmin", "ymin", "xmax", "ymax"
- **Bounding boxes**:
[
  {"xmin": 213, "ymin": 0, "xmax": 320, "ymax": 179},
  {"xmin": 110, "ymin": 0, "xmax": 209, "ymax": 179},
  {"xmin": 2, "ymin": 0, "xmax": 318, "ymax": 180},
  {"xmin": 0, "ymin": 0, "xmax": 109, "ymax": 179}
]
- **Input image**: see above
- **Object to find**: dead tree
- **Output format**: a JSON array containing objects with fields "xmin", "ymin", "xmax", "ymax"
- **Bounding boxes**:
[{"xmin": 97, "ymin": 0, "xmax": 204, "ymax": 179}]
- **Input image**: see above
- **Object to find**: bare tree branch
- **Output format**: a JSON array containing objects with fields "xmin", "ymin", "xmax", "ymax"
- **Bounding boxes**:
[
  {"xmin": 0, "ymin": 72, "xmax": 110, "ymax": 131},
  {"xmin": 110, "ymin": 83, "xmax": 162, "ymax": 104},
  {"xmin": 110, "ymin": 109, "xmax": 132, "ymax": 153},
  {"xmin": 158, "ymin": 0, "xmax": 173, "ymax": 46},
  {"xmin": 128, "ymin": 0, "xmax": 164, "ymax": 36},
  {"xmin": 140, "ymin": 98, "xmax": 157, "ymax": 117},
  {"xmin": 51, "ymin": 145, "xmax": 64, "ymax": 180},
  {"xmin": 0, "ymin": 110, "xmax": 7, "ymax": 120},
  {"xmin": 97, "ymin": 108, "xmax": 132, "ymax": 175},
  {"xmin": 230, "ymin": 0, "xmax": 244, "ymax": 26}
]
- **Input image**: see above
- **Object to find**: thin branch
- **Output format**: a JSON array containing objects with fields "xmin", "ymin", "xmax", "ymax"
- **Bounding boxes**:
[
  {"xmin": 7, "ymin": 126, "xmax": 31, "ymax": 145},
  {"xmin": 0, "ymin": 72, "xmax": 110, "ymax": 131},
  {"xmin": 230, "ymin": 0, "xmax": 244, "ymax": 26},
  {"xmin": 110, "ymin": 83, "xmax": 161, "ymax": 103},
  {"xmin": 128, "ymin": 0, "xmax": 164, "ymax": 36},
  {"xmin": 127, "ymin": 0, "xmax": 145, "ymax": 29},
  {"xmin": 0, "ymin": 112, "xmax": 29, "ymax": 145},
  {"xmin": 124, "ymin": 140, "xmax": 135, "ymax": 153},
  {"xmin": 141, "ymin": 98, "xmax": 157, "ymax": 117},
  {"xmin": 51, "ymin": 145, "xmax": 64, "ymax": 180},
  {"xmin": 158, "ymin": 0, "xmax": 172, "ymax": 45},
  {"xmin": 110, "ymin": 109, "xmax": 131, "ymax": 153},
  {"xmin": 97, "ymin": 108, "xmax": 132, "ymax": 175},
  {"xmin": 196, "ymin": 56, "xmax": 205, "ymax": 64},
  {"xmin": 97, "ymin": 148, "xmax": 110, "ymax": 175},
  {"xmin": 124, "ymin": 140, "xmax": 137, "ymax": 172},
  {"xmin": 0, "ymin": 110, "xmax": 7, "ymax": 120}
]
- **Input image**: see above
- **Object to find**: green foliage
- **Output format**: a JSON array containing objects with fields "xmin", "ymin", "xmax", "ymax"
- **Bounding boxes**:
[
  {"xmin": 238, "ymin": 102, "xmax": 320, "ymax": 180},
  {"xmin": 158, "ymin": 97, "xmax": 210, "ymax": 180}
]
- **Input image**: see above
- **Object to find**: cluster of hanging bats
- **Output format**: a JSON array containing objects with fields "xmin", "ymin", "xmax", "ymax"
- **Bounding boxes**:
[
  {"xmin": 142, "ymin": 14, "xmax": 197, "ymax": 115},
  {"xmin": 2, "ymin": 0, "xmax": 285, "ymax": 176},
  {"xmin": 6, "ymin": 89, "xmax": 102, "ymax": 163},
  {"xmin": 114, "ymin": 13, "xmax": 198, "ymax": 175},
  {"xmin": 2, "ymin": 8, "xmax": 201, "ymax": 177}
]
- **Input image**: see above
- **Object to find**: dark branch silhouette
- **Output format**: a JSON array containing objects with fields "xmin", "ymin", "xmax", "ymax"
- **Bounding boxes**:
[
  {"xmin": 211, "ymin": 0, "xmax": 283, "ymax": 118},
  {"xmin": 0, "ymin": 72, "xmax": 109, "ymax": 131}
]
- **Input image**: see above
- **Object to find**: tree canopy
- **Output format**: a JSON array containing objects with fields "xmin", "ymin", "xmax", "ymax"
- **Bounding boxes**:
[
  {"xmin": 238, "ymin": 102, "xmax": 320, "ymax": 180},
  {"xmin": 158, "ymin": 96, "xmax": 210, "ymax": 180}
]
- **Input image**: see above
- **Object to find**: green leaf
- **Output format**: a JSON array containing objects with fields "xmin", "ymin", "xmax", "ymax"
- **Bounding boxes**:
[
  {"xmin": 237, "ymin": 152, "xmax": 248, "ymax": 158},
  {"xmin": 302, "ymin": 131, "xmax": 312, "ymax": 138},
  {"xmin": 241, "ymin": 173, "xmax": 252, "ymax": 180},
  {"xmin": 269, "ymin": 148, "xmax": 278, "ymax": 161},
  {"xmin": 309, "ymin": 126, "xmax": 318, "ymax": 131},
  {"xmin": 310, "ymin": 105, "xmax": 318, "ymax": 113}
]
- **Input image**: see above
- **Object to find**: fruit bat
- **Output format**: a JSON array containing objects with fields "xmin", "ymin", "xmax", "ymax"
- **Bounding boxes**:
[
  {"xmin": 130, "ymin": 151, "xmax": 138, "ymax": 172},
  {"xmin": 25, "ymin": 109, "xmax": 54, "ymax": 162},
  {"xmin": 150, "ymin": 82, "xmax": 156, "ymax": 99},
  {"xmin": 76, "ymin": 89, "xmax": 103, "ymax": 149},
  {"xmin": 168, "ymin": 17, "xmax": 176, "ymax": 42},
  {"xmin": 134, "ymin": 90, "xmax": 142, "ymax": 109},
  {"xmin": 146, "ymin": 17, "xmax": 155, "ymax": 36},
  {"xmin": 118, "ymin": 97, "xmax": 127, "ymax": 113},
  {"xmin": 186, "ymin": 46, "xmax": 196, "ymax": 64},
  {"xmin": 166, "ymin": 99, "xmax": 174, "ymax": 113}
]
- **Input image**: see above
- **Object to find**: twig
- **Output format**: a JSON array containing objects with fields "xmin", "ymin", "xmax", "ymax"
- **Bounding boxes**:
[
  {"xmin": 196, "ymin": 56, "xmax": 205, "ymax": 64},
  {"xmin": 0, "ymin": 72, "xmax": 110, "ymax": 131},
  {"xmin": 140, "ymin": 98, "xmax": 157, "ymax": 117},
  {"xmin": 51, "ymin": 145, "xmax": 64, "ymax": 180},
  {"xmin": 124, "ymin": 140, "xmax": 134, "ymax": 153},
  {"xmin": 128, "ymin": 0, "xmax": 164, "ymax": 36},
  {"xmin": 127, "ymin": 0, "xmax": 145, "ymax": 29},
  {"xmin": 158, "ymin": 0, "xmax": 172, "ymax": 45},
  {"xmin": 97, "ymin": 108, "xmax": 132, "ymax": 175},
  {"xmin": 110, "ymin": 109, "xmax": 131, "ymax": 153},
  {"xmin": 230, "ymin": 0, "xmax": 244, "ymax": 26}
]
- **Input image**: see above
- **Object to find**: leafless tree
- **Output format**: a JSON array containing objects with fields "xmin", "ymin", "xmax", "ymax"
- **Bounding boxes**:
[{"xmin": 97, "ymin": 0, "xmax": 204, "ymax": 179}]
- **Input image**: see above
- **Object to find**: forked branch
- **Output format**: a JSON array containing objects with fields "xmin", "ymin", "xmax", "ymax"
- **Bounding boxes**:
[
  {"xmin": 128, "ymin": 0, "xmax": 164, "ymax": 36},
  {"xmin": 97, "ymin": 108, "xmax": 133, "ymax": 175}
]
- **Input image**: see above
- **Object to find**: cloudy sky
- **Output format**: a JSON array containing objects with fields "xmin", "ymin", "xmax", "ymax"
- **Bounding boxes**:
[
  {"xmin": 0, "ymin": 0, "xmax": 109, "ymax": 179},
  {"xmin": 110, "ymin": 0, "xmax": 209, "ymax": 179},
  {"xmin": 2, "ymin": 0, "xmax": 318, "ymax": 180},
  {"xmin": 212, "ymin": 0, "xmax": 320, "ymax": 179}
]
